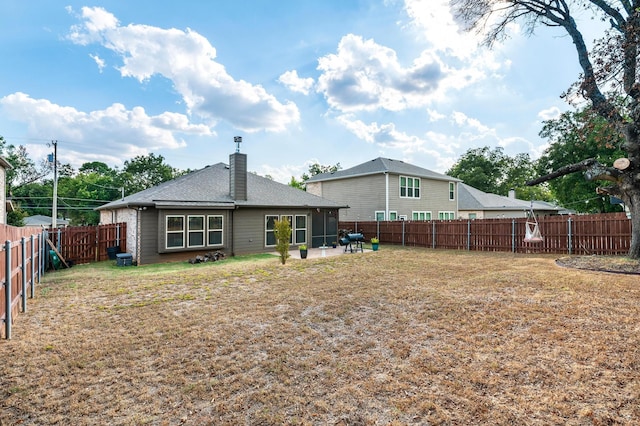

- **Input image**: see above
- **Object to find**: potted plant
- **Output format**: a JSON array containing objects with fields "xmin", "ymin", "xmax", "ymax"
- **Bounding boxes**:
[
  {"xmin": 371, "ymin": 237, "xmax": 379, "ymax": 251},
  {"xmin": 299, "ymin": 244, "xmax": 308, "ymax": 259},
  {"xmin": 332, "ymin": 241, "xmax": 337, "ymax": 248}
]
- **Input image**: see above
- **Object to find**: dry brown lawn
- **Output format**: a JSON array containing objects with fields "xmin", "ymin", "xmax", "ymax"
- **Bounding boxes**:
[{"xmin": 1, "ymin": 247, "xmax": 639, "ymax": 425}]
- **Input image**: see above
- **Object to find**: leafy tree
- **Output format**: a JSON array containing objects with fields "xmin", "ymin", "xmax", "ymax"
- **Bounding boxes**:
[
  {"xmin": 273, "ymin": 217, "xmax": 292, "ymax": 265},
  {"xmin": 301, "ymin": 162, "xmax": 341, "ymax": 182},
  {"xmin": 446, "ymin": 147, "xmax": 550, "ymax": 200},
  {"xmin": 119, "ymin": 153, "xmax": 178, "ymax": 195},
  {"xmin": 538, "ymin": 107, "xmax": 626, "ymax": 213},
  {"xmin": 288, "ymin": 176, "xmax": 305, "ymax": 190},
  {"xmin": 452, "ymin": 0, "xmax": 640, "ymax": 258}
]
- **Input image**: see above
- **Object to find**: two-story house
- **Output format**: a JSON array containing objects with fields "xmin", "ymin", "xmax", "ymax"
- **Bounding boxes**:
[{"xmin": 306, "ymin": 157, "xmax": 461, "ymax": 222}]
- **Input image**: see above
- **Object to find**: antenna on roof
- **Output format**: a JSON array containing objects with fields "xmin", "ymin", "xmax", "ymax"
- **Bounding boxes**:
[{"xmin": 234, "ymin": 136, "xmax": 242, "ymax": 153}]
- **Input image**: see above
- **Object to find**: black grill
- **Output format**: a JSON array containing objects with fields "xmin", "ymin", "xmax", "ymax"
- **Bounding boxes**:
[{"xmin": 339, "ymin": 230, "xmax": 365, "ymax": 253}]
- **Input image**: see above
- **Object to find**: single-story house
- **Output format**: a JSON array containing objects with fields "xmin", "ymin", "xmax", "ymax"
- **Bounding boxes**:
[
  {"xmin": 305, "ymin": 157, "xmax": 461, "ymax": 222},
  {"xmin": 457, "ymin": 183, "xmax": 567, "ymax": 219},
  {"xmin": 97, "ymin": 150, "xmax": 346, "ymax": 265},
  {"xmin": 23, "ymin": 215, "xmax": 70, "ymax": 227}
]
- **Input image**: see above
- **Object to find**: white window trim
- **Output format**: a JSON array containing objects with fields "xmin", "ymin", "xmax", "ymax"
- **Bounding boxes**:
[
  {"xmin": 389, "ymin": 211, "xmax": 398, "ymax": 220},
  {"xmin": 375, "ymin": 211, "xmax": 385, "ymax": 221},
  {"xmin": 400, "ymin": 176, "xmax": 421, "ymax": 199},
  {"xmin": 187, "ymin": 215, "xmax": 206, "ymax": 248},
  {"xmin": 265, "ymin": 214, "xmax": 308, "ymax": 248},
  {"xmin": 294, "ymin": 214, "xmax": 307, "ymax": 245},
  {"xmin": 449, "ymin": 182, "xmax": 456, "ymax": 201},
  {"xmin": 207, "ymin": 214, "xmax": 224, "ymax": 246},
  {"xmin": 438, "ymin": 211, "xmax": 455, "ymax": 220},
  {"xmin": 166, "ymin": 215, "xmax": 185, "ymax": 249},
  {"xmin": 412, "ymin": 211, "xmax": 432, "ymax": 221}
]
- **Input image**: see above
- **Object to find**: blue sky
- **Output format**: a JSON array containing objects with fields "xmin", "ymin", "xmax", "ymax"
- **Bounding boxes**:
[{"xmin": 1, "ymin": 1, "xmax": 592, "ymax": 183}]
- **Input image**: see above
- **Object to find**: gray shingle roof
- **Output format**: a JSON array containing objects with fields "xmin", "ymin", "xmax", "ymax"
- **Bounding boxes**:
[
  {"xmin": 306, "ymin": 157, "xmax": 461, "ymax": 183},
  {"xmin": 97, "ymin": 162, "xmax": 345, "ymax": 210},
  {"xmin": 458, "ymin": 183, "xmax": 562, "ymax": 212}
]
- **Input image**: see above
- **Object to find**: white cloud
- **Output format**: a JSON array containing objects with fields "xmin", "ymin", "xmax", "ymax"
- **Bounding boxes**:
[
  {"xmin": 538, "ymin": 106, "xmax": 562, "ymax": 121},
  {"xmin": 278, "ymin": 70, "xmax": 315, "ymax": 95},
  {"xmin": 67, "ymin": 6, "xmax": 299, "ymax": 133},
  {"xmin": 0, "ymin": 92, "xmax": 212, "ymax": 167},
  {"xmin": 316, "ymin": 34, "xmax": 446, "ymax": 112},
  {"xmin": 89, "ymin": 54, "xmax": 106, "ymax": 72}
]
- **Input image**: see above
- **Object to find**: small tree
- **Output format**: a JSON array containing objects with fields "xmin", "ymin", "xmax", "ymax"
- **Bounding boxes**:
[{"xmin": 273, "ymin": 218, "xmax": 292, "ymax": 265}]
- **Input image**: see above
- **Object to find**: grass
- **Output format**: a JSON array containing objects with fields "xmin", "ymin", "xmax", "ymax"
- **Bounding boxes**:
[{"xmin": 1, "ymin": 247, "xmax": 639, "ymax": 425}]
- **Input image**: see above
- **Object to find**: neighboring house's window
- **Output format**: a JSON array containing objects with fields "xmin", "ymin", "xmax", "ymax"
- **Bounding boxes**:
[
  {"xmin": 166, "ymin": 216, "xmax": 185, "ymax": 248},
  {"xmin": 399, "ymin": 215, "xmax": 407, "ymax": 221},
  {"xmin": 469, "ymin": 213, "xmax": 477, "ymax": 220},
  {"xmin": 265, "ymin": 215, "xmax": 278, "ymax": 246},
  {"xmin": 375, "ymin": 211, "xmax": 385, "ymax": 221},
  {"xmin": 449, "ymin": 182, "xmax": 455, "ymax": 201},
  {"xmin": 188, "ymin": 215, "xmax": 205, "ymax": 247},
  {"xmin": 412, "ymin": 211, "xmax": 432, "ymax": 221},
  {"xmin": 400, "ymin": 176, "xmax": 421, "ymax": 198},
  {"xmin": 439, "ymin": 211, "xmax": 455, "ymax": 220},
  {"xmin": 295, "ymin": 215, "xmax": 307, "ymax": 244},
  {"xmin": 208, "ymin": 215, "xmax": 223, "ymax": 245},
  {"xmin": 389, "ymin": 211, "xmax": 398, "ymax": 221}
]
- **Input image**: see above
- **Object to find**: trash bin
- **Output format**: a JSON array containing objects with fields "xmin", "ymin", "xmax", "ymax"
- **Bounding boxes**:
[
  {"xmin": 107, "ymin": 246, "xmax": 120, "ymax": 260},
  {"xmin": 116, "ymin": 253, "xmax": 133, "ymax": 266}
]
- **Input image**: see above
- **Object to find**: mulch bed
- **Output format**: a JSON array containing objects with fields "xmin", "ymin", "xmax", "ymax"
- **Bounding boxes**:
[{"xmin": 556, "ymin": 256, "xmax": 640, "ymax": 275}]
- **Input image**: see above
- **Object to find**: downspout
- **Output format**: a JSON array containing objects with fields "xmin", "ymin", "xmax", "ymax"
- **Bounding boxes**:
[{"xmin": 385, "ymin": 172, "xmax": 389, "ymax": 220}]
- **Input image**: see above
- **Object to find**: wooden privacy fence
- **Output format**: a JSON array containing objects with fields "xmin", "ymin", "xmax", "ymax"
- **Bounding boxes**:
[
  {"xmin": 341, "ymin": 212, "xmax": 632, "ymax": 256},
  {"xmin": 46, "ymin": 223, "xmax": 126, "ymax": 265},
  {"xmin": 0, "ymin": 225, "xmax": 45, "ymax": 339}
]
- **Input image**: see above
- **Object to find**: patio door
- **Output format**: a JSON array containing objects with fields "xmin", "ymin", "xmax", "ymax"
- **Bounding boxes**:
[{"xmin": 311, "ymin": 209, "xmax": 338, "ymax": 248}]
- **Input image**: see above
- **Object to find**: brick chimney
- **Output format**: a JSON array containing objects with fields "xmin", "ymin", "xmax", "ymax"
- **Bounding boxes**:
[{"xmin": 229, "ymin": 137, "xmax": 247, "ymax": 201}]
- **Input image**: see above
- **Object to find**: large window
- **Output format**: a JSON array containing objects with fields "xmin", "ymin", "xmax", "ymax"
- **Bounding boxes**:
[
  {"xmin": 412, "ymin": 211, "xmax": 432, "ymax": 221},
  {"xmin": 208, "ymin": 215, "xmax": 223, "ymax": 245},
  {"xmin": 265, "ymin": 214, "xmax": 307, "ymax": 247},
  {"xmin": 165, "ymin": 214, "xmax": 224, "ymax": 250},
  {"xmin": 166, "ymin": 216, "xmax": 185, "ymax": 248},
  {"xmin": 400, "ymin": 176, "xmax": 420, "ymax": 199},
  {"xmin": 449, "ymin": 182, "xmax": 455, "ymax": 201},
  {"xmin": 295, "ymin": 215, "xmax": 307, "ymax": 244},
  {"xmin": 439, "ymin": 211, "xmax": 455, "ymax": 220},
  {"xmin": 188, "ymin": 215, "xmax": 205, "ymax": 247}
]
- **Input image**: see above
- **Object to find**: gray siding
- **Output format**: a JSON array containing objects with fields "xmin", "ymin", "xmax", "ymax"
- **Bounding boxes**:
[
  {"xmin": 232, "ymin": 207, "xmax": 314, "ymax": 255},
  {"xmin": 315, "ymin": 174, "xmax": 458, "ymax": 220}
]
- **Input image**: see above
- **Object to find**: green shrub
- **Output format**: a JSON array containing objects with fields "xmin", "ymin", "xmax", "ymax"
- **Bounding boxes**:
[{"xmin": 273, "ymin": 218, "xmax": 292, "ymax": 264}]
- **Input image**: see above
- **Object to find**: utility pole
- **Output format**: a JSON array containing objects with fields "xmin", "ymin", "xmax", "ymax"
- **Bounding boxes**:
[{"xmin": 48, "ymin": 140, "xmax": 58, "ymax": 228}]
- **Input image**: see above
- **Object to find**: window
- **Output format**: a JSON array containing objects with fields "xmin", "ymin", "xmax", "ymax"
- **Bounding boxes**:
[
  {"xmin": 166, "ymin": 216, "xmax": 185, "ymax": 248},
  {"xmin": 439, "ymin": 211, "xmax": 455, "ymax": 220},
  {"xmin": 389, "ymin": 211, "xmax": 398, "ymax": 221},
  {"xmin": 165, "ymin": 214, "xmax": 225, "ymax": 250},
  {"xmin": 375, "ymin": 211, "xmax": 385, "ymax": 221},
  {"xmin": 400, "ymin": 176, "xmax": 421, "ymax": 199},
  {"xmin": 265, "ymin": 214, "xmax": 307, "ymax": 247},
  {"xmin": 295, "ymin": 215, "xmax": 307, "ymax": 244},
  {"xmin": 265, "ymin": 215, "xmax": 278, "ymax": 246},
  {"xmin": 208, "ymin": 215, "xmax": 223, "ymax": 245},
  {"xmin": 412, "ymin": 211, "xmax": 432, "ymax": 221},
  {"xmin": 188, "ymin": 215, "xmax": 205, "ymax": 247},
  {"xmin": 468, "ymin": 213, "xmax": 477, "ymax": 220},
  {"xmin": 449, "ymin": 182, "xmax": 455, "ymax": 201}
]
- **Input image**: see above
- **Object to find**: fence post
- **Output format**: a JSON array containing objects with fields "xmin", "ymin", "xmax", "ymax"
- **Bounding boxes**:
[
  {"xmin": 512, "ymin": 219, "xmax": 516, "ymax": 253},
  {"xmin": 467, "ymin": 221, "xmax": 471, "ymax": 251},
  {"xmin": 402, "ymin": 220, "xmax": 405, "ymax": 247},
  {"xmin": 21, "ymin": 237, "xmax": 27, "ymax": 313},
  {"xmin": 568, "ymin": 217, "xmax": 573, "ymax": 255},
  {"xmin": 30, "ymin": 234, "xmax": 36, "ymax": 297},
  {"xmin": 4, "ymin": 240, "xmax": 12, "ymax": 339},
  {"xmin": 432, "ymin": 221, "xmax": 436, "ymax": 249}
]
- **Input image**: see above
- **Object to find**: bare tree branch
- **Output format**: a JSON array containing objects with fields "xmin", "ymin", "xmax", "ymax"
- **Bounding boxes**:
[{"xmin": 527, "ymin": 158, "xmax": 622, "ymax": 186}]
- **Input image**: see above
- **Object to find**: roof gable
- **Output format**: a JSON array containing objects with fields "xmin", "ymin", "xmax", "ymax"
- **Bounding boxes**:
[
  {"xmin": 98, "ymin": 162, "xmax": 344, "ymax": 210},
  {"xmin": 307, "ymin": 157, "xmax": 460, "ymax": 183}
]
